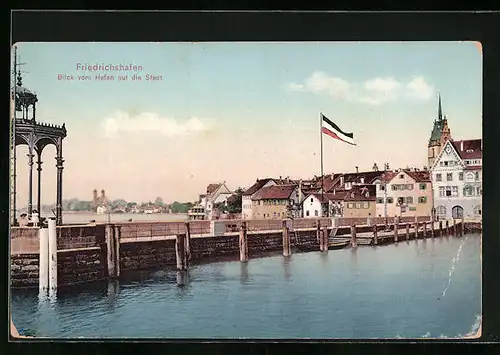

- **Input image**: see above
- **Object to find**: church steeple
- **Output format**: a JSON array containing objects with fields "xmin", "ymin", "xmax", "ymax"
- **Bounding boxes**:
[{"xmin": 437, "ymin": 93, "xmax": 443, "ymax": 121}]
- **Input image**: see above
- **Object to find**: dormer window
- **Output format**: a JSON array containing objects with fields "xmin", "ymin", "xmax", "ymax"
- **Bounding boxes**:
[{"xmin": 399, "ymin": 174, "xmax": 404, "ymax": 179}]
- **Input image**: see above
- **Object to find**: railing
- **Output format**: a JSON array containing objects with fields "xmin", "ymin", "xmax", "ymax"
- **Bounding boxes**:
[{"xmin": 119, "ymin": 221, "xmax": 186, "ymax": 240}]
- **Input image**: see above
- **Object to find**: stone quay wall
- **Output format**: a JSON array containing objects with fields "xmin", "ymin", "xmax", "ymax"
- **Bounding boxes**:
[{"xmin": 10, "ymin": 216, "xmax": 475, "ymax": 289}]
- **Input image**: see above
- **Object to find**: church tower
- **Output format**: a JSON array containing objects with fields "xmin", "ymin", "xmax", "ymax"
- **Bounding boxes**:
[{"xmin": 427, "ymin": 94, "xmax": 452, "ymax": 168}]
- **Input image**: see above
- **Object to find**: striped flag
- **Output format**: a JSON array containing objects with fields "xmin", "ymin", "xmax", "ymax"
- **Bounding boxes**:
[{"xmin": 321, "ymin": 114, "xmax": 356, "ymax": 146}]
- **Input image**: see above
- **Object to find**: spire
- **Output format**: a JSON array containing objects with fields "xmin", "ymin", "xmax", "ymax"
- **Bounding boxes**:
[{"xmin": 437, "ymin": 93, "xmax": 443, "ymax": 121}]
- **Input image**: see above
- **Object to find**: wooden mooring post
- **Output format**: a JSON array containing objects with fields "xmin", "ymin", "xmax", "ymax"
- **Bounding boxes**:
[
  {"xmin": 351, "ymin": 225, "xmax": 357, "ymax": 248},
  {"xmin": 373, "ymin": 225, "xmax": 378, "ymax": 245},
  {"xmin": 322, "ymin": 226, "xmax": 329, "ymax": 252},
  {"xmin": 423, "ymin": 220, "xmax": 427, "ymax": 238},
  {"xmin": 393, "ymin": 217, "xmax": 398, "ymax": 242},
  {"xmin": 105, "ymin": 224, "xmax": 118, "ymax": 278},
  {"xmin": 453, "ymin": 219, "xmax": 457, "ymax": 237},
  {"xmin": 185, "ymin": 222, "xmax": 192, "ymax": 262},
  {"xmin": 439, "ymin": 220, "xmax": 443, "ymax": 237},
  {"xmin": 48, "ymin": 218, "xmax": 58, "ymax": 296},
  {"xmin": 316, "ymin": 219, "xmax": 321, "ymax": 243},
  {"xmin": 406, "ymin": 223, "xmax": 410, "ymax": 240},
  {"xmin": 113, "ymin": 225, "xmax": 121, "ymax": 277},
  {"xmin": 240, "ymin": 221, "xmax": 249, "ymax": 262},
  {"xmin": 445, "ymin": 220, "xmax": 450, "ymax": 237},
  {"xmin": 414, "ymin": 221, "xmax": 419, "ymax": 240},
  {"xmin": 175, "ymin": 234, "xmax": 187, "ymax": 271},
  {"xmin": 431, "ymin": 219, "xmax": 435, "ymax": 238},
  {"xmin": 282, "ymin": 220, "xmax": 291, "ymax": 257},
  {"xmin": 461, "ymin": 216, "xmax": 465, "ymax": 237}
]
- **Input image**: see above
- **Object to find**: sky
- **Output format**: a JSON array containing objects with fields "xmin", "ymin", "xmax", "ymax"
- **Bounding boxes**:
[{"xmin": 11, "ymin": 42, "xmax": 482, "ymax": 205}]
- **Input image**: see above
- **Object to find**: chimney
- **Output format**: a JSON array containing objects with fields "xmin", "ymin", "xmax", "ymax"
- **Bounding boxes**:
[
  {"xmin": 340, "ymin": 175, "xmax": 344, "ymax": 186},
  {"xmin": 331, "ymin": 173, "xmax": 334, "ymax": 179},
  {"xmin": 101, "ymin": 189, "xmax": 105, "ymax": 199},
  {"xmin": 360, "ymin": 177, "xmax": 365, "ymax": 184},
  {"xmin": 355, "ymin": 166, "xmax": 359, "ymax": 173},
  {"xmin": 460, "ymin": 141, "xmax": 464, "ymax": 151}
]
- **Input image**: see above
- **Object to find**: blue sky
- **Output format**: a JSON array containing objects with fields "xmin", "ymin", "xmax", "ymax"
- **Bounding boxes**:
[{"xmin": 13, "ymin": 42, "xmax": 482, "ymax": 204}]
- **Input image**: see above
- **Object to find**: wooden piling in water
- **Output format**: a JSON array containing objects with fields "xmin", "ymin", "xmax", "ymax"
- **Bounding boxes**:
[
  {"xmin": 461, "ymin": 217, "xmax": 465, "ymax": 237},
  {"xmin": 113, "ymin": 225, "xmax": 121, "ymax": 277},
  {"xmin": 48, "ymin": 218, "xmax": 57, "ymax": 294},
  {"xmin": 105, "ymin": 224, "xmax": 118, "ymax": 278},
  {"xmin": 394, "ymin": 222, "xmax": 398, "ymax": 242},
  {"xmin": 423, "ymin": 221, "xmax": 427, "ymax": 238},
  {"xmin": 439, "ymin": 220, "xmax": 443, "ymax": 237},
  {"xmin": 453, "ymin": 219, "xmax": 457, "ymax": 237},
  {"xmin": 322, "ymin": 226, "xmax": 329, "ymax": 252},
  {"xmin": 406, "ymin": 223, "xmax": 410, "ymax": 240},
  {"xmin": 415, "ymin": 222, "xmax": 419, "ymax": 240},
  {"xmin": 445, "ymin": 220, "xmax": 450, "ymax": 237},
  {"xmin": 185, "ymin": 222, "xmax": 191, "ymax": 263},
  {"xmin": 351, "ymin": 225, "xmax": 357, "ymax": 248},
  {"xmin": 282, "ymin": 220, "xmax": 291, "ymax": 257},
  {"xmin": 431, "ymin": 219, "xmax": 435, "ymax": 238},
  {"xmin": 373, "ymin": 225, "xmax": 378, "ymax": 245},
  {"xmin": 316, "ymin": 219, "xmax": 321, "ymax": 243},
  {"xmin": 240, "ymin": 221, "xmax": 248, "ymax": 262},
  {"xmin": 176, "ymin": 234, "xmax": 187, "ymax": 270}
]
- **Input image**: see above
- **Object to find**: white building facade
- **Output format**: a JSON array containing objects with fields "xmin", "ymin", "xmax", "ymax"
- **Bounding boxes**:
[
  {"xmin": 430, "ymin": 139, "xmax": 482, "ymax": 220},
  {"xmin": 241, "ymin": 179, "xmax": 277, "ymax": 219}
]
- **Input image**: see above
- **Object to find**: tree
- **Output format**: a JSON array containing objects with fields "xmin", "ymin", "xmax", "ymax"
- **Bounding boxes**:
[
  {"xmin": 154, "ymin": 197, "xmax": 164, "ymax": 206},
  {"xmin": 225, "ymin": 187, "xmax": 244, "ymax": 214}
]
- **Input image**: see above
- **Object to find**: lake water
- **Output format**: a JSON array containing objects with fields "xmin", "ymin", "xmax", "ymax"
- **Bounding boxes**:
[{"xmin": 10, "ymin": 233, "xmax": 481, "ymax": 339}]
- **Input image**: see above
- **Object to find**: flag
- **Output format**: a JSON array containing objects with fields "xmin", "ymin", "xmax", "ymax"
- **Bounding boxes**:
[{"xmin": 321, "ymin": 114, "xmax": 356, "ymax": 146}]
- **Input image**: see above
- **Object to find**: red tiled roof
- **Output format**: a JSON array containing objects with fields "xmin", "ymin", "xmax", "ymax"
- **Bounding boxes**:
[
  {"xmin": 343, "ymin": 171, "xmax": 385, "ymax": 184},
  {"xmin": 380, "ymin": 171, "xmax": 398, "ymax": 183},
  {"xmin": 242, "ymin": 178, "xmax": 275, "ymax": 196},
  {"xmin": 252, "ymin": 184, "xmax": 296, "ymax": 200},
  {"xmin": 464, "ymin": 165, "xmax": 482, "ymax": 170},
  {"xmin": 343, "ymin": 185, "xmax": 376, "ymax": 201},
  {"xmin": 404, "ymin": 170, "xmax": 431, "ymax": 182},
  {"xmin": 452, "ymin": 139, "xmax": 482, "ymax": 159},
  {"xmin": 309, "ymin": 192, "xmax": 346, "ymax": 204},
  {"xmin": 206, "ymin": 183, "xmax": 221, "ymax": 195}
]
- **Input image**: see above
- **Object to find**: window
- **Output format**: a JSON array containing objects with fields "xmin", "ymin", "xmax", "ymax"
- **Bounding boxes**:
[
  {"xmin": 314, "ymin": 210, "xmax": 318, "ymax": 216},
  {"xmin": 306, "ymin": 210, "xmax": 310, "ymax": 217},
  {"xmin": 444, "ymin": 161, "xmax": 449, "ymax": 166},
  {"xmin": 452, "ymin": 186, "xmax": 458, "ymax": 197},
  {"xmin": 380, "ymin": 185, "xmax": 385, "ymax": 191},
  {"xmin": 387, "ymin": 197, "xmax": 394, "ymax": 204},
  {"xmin": 463, "ymin": 185, "xmax": 474, "ymax": 197},
  {"xmin": 310, "ymin": 198, "xmax": 313, "ymax": 202},
  {"xmin": 376, "ymin": 197, "xmax": 384, "ymax": 204},
  {"xmin": 439, "ymin": 186, "xmax": 445, "ymax": 197},
  {"xmin": 466, "ymin": 172, "xmax": 474, "ymax": 181},
  {"xmin": 400, "ymin": 174, "xmax": 404, "ymax": 179},
  {"xmin": 440, "ymin": 162, "xmax": 444, "ymax": 167},
  {"xmin": 476, "ymin": 186, "xmax": 481, "ymax": 195},
  {"xmin": 447, "ymin": 173, "xmax": 453, "ymax": 181},
  {"xmin": 459, "ymin": 172, "xmax": 464, "ymax": 181},
  {"xmin": 363, "ymin": 202, "xmax": 369, "ymax": 209},
  {"xmin": 436, "ymin": 173, "xmax": 442, "ymax": 181},
  {"xmin": 419, "ymin": 183, "xmax": 426, "ymax": 190},
  {"xmin": 355, "ymin": 203, "xmax": 361, "ymax": 209},
  {"xmin": 409, "ymin": 207, "xmax": 416, "ymax": 211},
  {"xmin": 473, "ymin": 205, "xmax": 481, "ymax": 216},
  {"xmin": 475, "ymin": 171, "xmax": 480, "ymax": 180},
  {"xmin": 437, "ymin": 205, "xmax": 447, "ymax": 216},
  {"xmin": 405, "ymin": 196, "xmax": 413, "ymax": 204},
  {"xmin": 397, "ymin": 197, "xmax": 404, "ymax": 205},
  {"xmin": 445, "ymin": 186, "xmax": 452, "ymax": 197},
  {"xmin": 418, "ymin": 196, "xmax": 427, "ymax": 203},
  {"xmin": 347, "ymin": 203, "xmax": 353, "ymax": 209}
]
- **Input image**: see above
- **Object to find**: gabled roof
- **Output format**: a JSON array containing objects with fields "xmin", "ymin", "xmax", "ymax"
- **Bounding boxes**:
[
  {"xmin": 430, "ymin": 139, "xmax": 466, "ymax": 171},
  {"xmin": 343, "ymin": 185, "xmax": 376, "ymax": 202},
  {"xmin": 404, "ymin": 170, "xmax": 431, "ymax": 182},
  {"xmin": 452, "ymin": 139, "xmax": 482, "ymax": 159},
  {"xmin": 206, "ymin": 183, "xmax": 220, "ymax": 195},
  {"xmin": 252, "ymin": 184, "xmax": 297, "ymax": 200},
  {"xmin": 242, "ymin": 178, "xmax": 276, "ymax": 196}
]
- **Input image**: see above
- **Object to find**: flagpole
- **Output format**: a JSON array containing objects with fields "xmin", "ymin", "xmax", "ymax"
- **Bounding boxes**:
[{"xmin": 320, "ymin": 112, "xmax": 324, "ymax": 217}]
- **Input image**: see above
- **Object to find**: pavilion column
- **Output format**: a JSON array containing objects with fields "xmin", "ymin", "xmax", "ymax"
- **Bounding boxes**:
[
  {"xmin": 27, "ymin": 148, "xmax": 34, "ymax": 219},
  {"xmin": 55, "ymin": 138, "xmax": 64, "ymax": 226},
  {"xmin": 36, "ymin": 149, "xmax": 43, "ymax": 217}
]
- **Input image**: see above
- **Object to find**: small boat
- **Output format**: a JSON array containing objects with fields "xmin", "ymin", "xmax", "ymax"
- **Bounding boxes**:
[{"xmin": 328, "ymin": 241, "xmax": 350, "ymax": 250}]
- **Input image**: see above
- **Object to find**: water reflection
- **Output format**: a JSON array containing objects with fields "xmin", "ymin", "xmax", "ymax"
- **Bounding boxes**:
[
  {"xmin": 240, "ymin": 262, "xmax": 249, "ymax": 284},
  {"xmin": 282, "ymin": 256, "xmax": 292, "ymax": 282},
  {"xmin": 176, "ymin": 270, "xmax": 189, "ymax": 287}
]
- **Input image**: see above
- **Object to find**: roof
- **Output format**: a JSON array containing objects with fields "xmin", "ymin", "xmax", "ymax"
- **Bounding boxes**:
[
  {"xmin": 343, "ymin": 185, "xmax": 376, "ymax": 202},
  {"xmin": 464, "ymin": 165, "xmax": 482, "ymax": 170},
  {"xmin": 242, "ymin": 178, "xmax": 275, "ymax": 196},
  {"xmin": 404, "ymin": 170, "xmax": 431, "ymax": 182},
  {"xmin": 206, "ymin": 183, "xmax": 221, "ymax": 195},
  {"xmin": 380, "ymin": 171, "xmax": 398, "ymax": 182},
  {"xmin": 252, "ymin": 184, "xmax": 296, "ymax": 200},
  {"xmin": 452, "ymin": 139, "xmax": 482, "ymax": 159},
  {"xmin": 429, "ymin": 119, "xmax": 445, "ymax": 144},
  {"xmin": 342, "ymin": 171, "xmax": 385, "ymax": 184}
]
